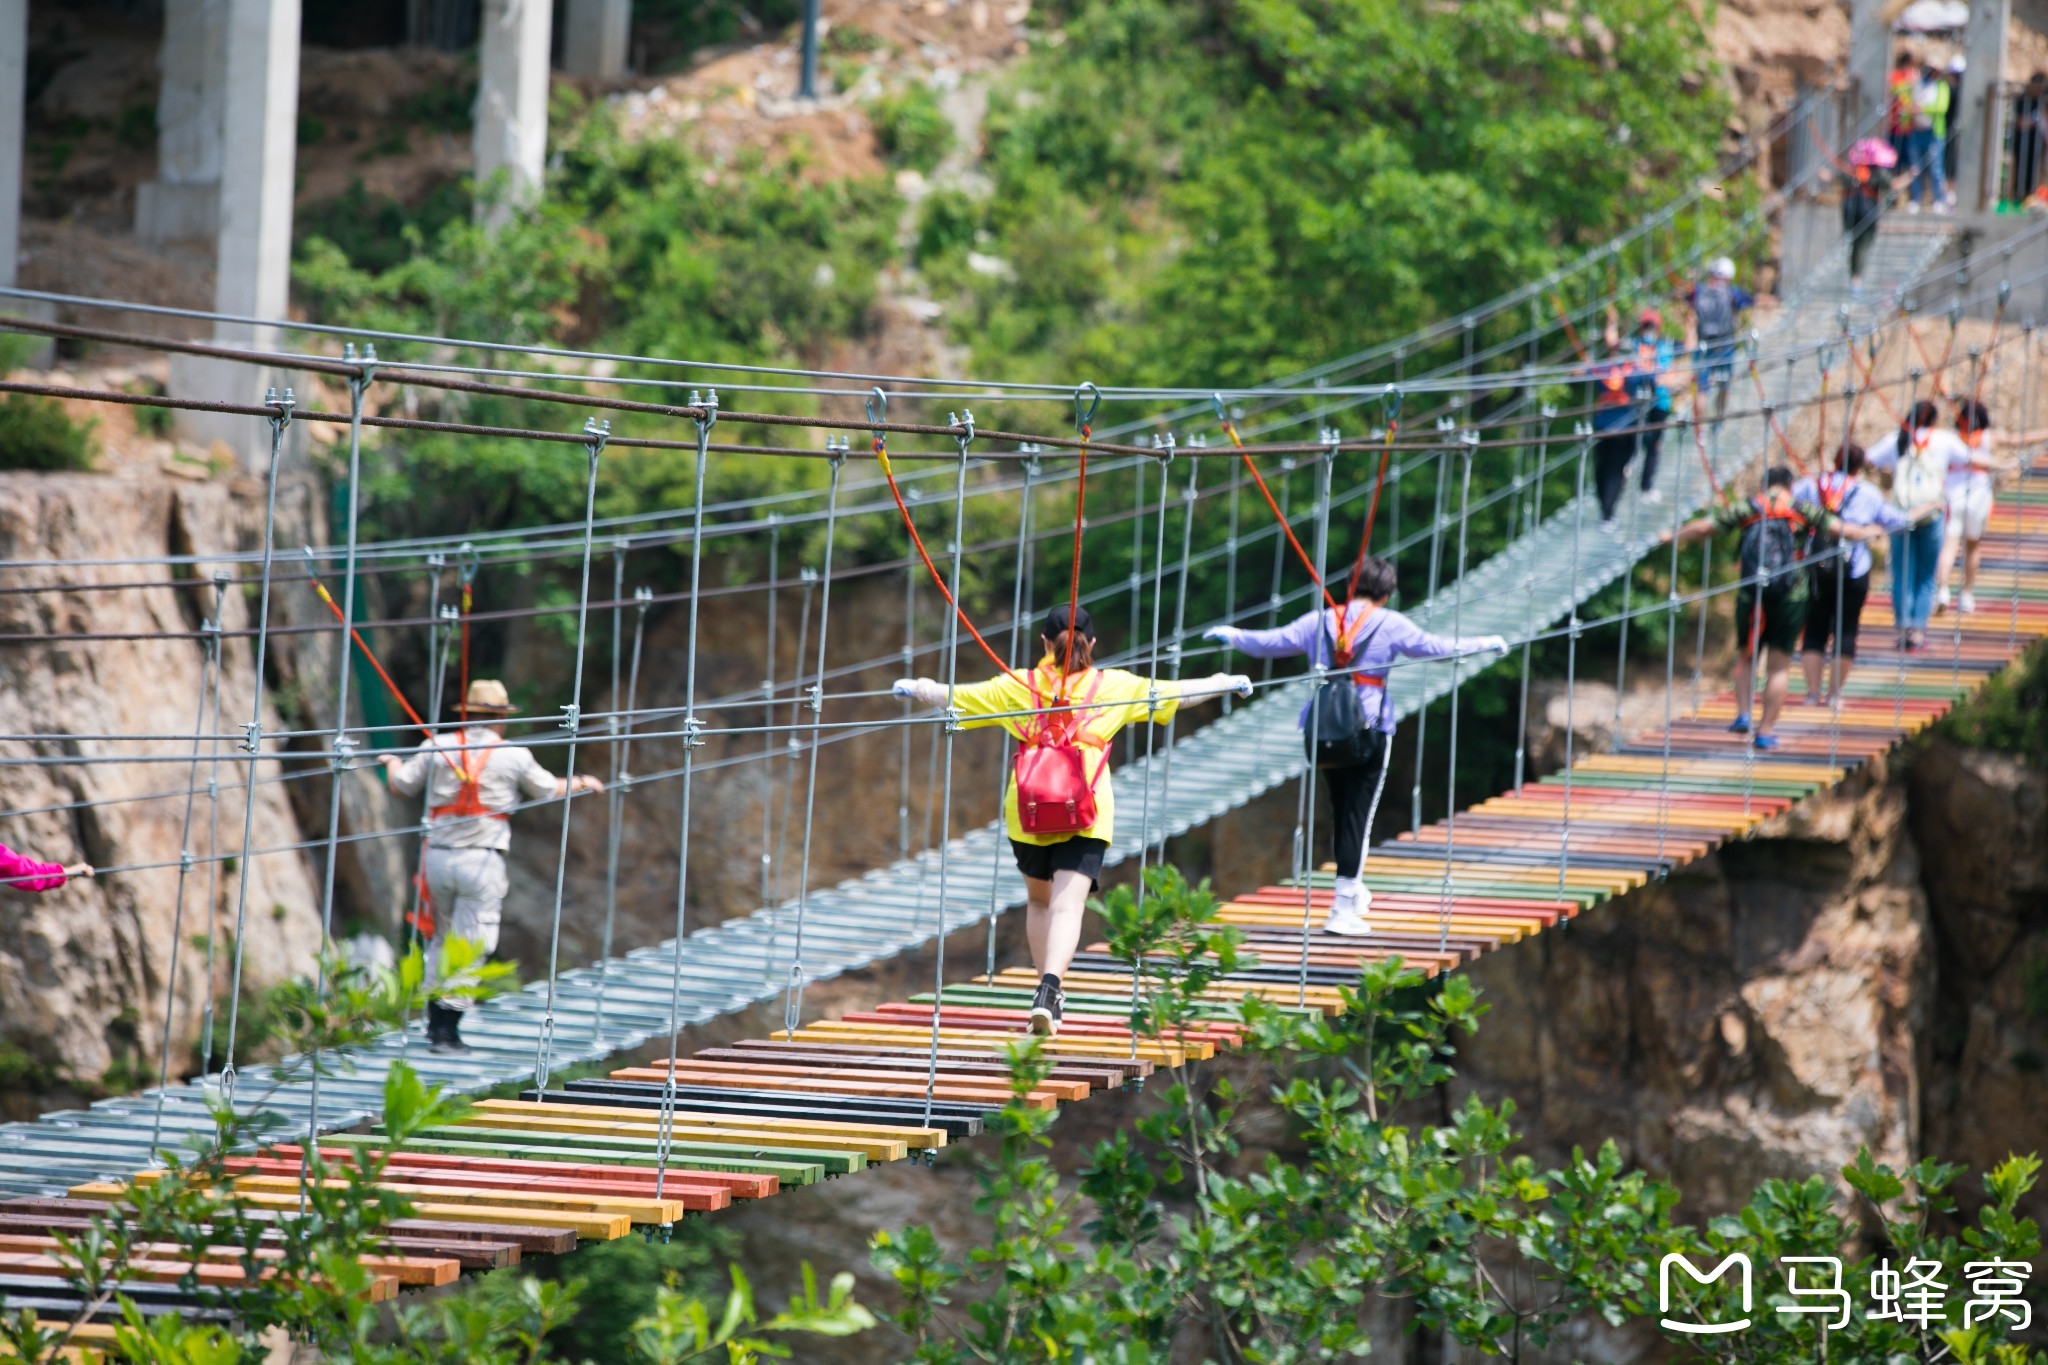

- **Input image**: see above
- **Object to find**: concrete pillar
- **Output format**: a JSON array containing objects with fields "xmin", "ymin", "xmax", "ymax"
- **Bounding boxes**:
[
  {"xmin": 169, "ymin": 0, "xmax": 301, "ymax": 465},
  {"xmin": 0, "ymin": 0, "xmax": 24, "ymax": 290},
  {"xmin": 1849, "ymin": 0, "xmax": 1895, "ymax": 139},
  {"xmin": 136, "ymin": 0, "xmax": 228, "ymax": 244},
  {"xmin": 1954, "ymin": 0, "xmax": 2013, "ymax": 214},
  {"xmin": 475, "ymin": 0, "xmax": 552, "ymax": 229},
  {"xmin": 561, "ymin": 0, "xmax": 630, "ymax": 79}
]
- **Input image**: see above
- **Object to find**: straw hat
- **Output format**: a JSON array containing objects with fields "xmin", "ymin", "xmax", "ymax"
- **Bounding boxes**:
[{"xmin": 461, "ymin": 679, "xmax": 518, "ymax": 716}]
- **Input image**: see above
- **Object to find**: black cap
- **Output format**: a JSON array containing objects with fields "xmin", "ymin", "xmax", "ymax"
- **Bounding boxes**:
[{"xmin": 1043, "ymin": 603, "xmax": 1093, "ymax": 640}]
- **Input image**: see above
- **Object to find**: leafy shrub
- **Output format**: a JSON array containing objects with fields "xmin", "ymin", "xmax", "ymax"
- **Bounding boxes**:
[
  {"xmin": 915, "ymin": 188, "xmax": 980, "ymax": 264},
  {"xmin": 871, "ymin": 83, "xmax": 955, "ymax": 173},
  {"xmin": 1938, "ymin": 637, "xmax": 2048, "ymax": 769},
  {"xmin": 0, "ymin": 392, "xmax": 97, "ymax": 471}
]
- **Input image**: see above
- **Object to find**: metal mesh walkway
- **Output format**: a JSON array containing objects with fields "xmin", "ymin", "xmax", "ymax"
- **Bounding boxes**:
[{"xmin": 0, "ymin": 224, "xmax": 1955, "ymax": 1198}]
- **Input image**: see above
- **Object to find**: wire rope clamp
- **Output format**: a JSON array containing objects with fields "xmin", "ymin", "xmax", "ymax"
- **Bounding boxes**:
[
  {"xmin": 559, "ymin": 702, "xmax": 581, "ymax": 735},
  {"xmin": 805, "ymin": 682, "xmax": 822, "ymax": 715},
  {"xmin": 332, "ymin": 734, "xmax": 361, "ymax": 773},
  {"xmin": 241, "ymin": 721, "xmax": 262, "ymax": 755},
  {"xmin": 950, "ymin": 409, "xmax": 976, "ymax": 457},
  {"xmin": 1998, "ymin": 280, "xmax": 2013, "ymax": 310},
  {"xmin": 942, "ymin": 702, "xmax": 962, "ymax": 734},
  {"xmin": 681, "ymin": 715, "xmax": 705, "ymax": 750},
  {"xmin": 264, "ymin": 386, "xmax": 295, "ymax": 428},
  {"xmin": 634, "ymin": 585, "xmax": 653, "ymax": 612}
]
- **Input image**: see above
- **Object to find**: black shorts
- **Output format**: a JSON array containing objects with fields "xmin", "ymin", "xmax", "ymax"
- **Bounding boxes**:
[
  {"xmin": 1802, "ymin": 567, "xmax": 1872, "ymax": 659},
  {"xmin": 1736, "ymin": 587, "xmax": 1807, "ymax": 655},
  {"xmin": 1010, "ymin": 836, "xmax": 1109, "ymax": 892}
]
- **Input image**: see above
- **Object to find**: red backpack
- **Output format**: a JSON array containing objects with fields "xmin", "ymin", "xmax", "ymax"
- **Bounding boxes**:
[{"xmin": 1013, "ymin": 668, "xmax": 1108, "ymax": 837}]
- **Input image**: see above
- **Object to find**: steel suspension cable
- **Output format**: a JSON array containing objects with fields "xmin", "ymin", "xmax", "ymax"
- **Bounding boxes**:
[
  {"xmin": 150, "ymin": 575, "xmax": 225, "ymax": 1157},
  {"xmin": 305, "ymin": 351, "xmax": 376, "ymax": 1180},
  {"xmin": 1436, "ymin": 433, "xmax": 1477, "ymax": 955},
  {"xmin": 922, "ymin": 414, "xmax": 976, "ymax": 1134},
  {"xmin": 595, "ymin": 583, "xmax": 651, "ymax": 1040},
  {"xmin": 655, "ymin": 396, "xmax": 719, "ymax": 1204},
  {"xmin": 782, "ymin": 435, "xmax": 847, "ymax": 1039},
  {"xmin": 217, "ymin": 389, "xmax": 292, "ymax": 1109},
  {"xmin": 534, "ymin": 416, "xmax": 611, "ymax": 1091}
]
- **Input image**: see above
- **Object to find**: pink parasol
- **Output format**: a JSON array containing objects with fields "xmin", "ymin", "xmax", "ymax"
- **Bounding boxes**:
[{"xmin": 1849, "ymin": 137, "xmax": 1899, "ymax": 168}]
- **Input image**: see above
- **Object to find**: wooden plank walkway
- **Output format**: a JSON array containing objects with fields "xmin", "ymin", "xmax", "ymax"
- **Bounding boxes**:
[{"xmin": 13, "ymin": 467, "xmax": 2041, "ymax": 1328}]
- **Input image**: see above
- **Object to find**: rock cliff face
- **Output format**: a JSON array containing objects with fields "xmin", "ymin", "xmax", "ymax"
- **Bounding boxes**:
[{"xmin": 0, "ymin": 471, "xmax": 325, "ymax": 1105}]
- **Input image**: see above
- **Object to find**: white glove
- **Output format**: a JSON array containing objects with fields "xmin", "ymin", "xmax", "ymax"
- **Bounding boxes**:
[
  {"xmin": 1203, "ymin": 626, "xmax": 1237, "ymax": 644},
  {"xmin": 1227, "ymin": 674, "xmax": 1254, "ymax": 698},
  {"xmin": 1479, "ymin": 635, "xmax": 1510, "ymax": 656},
  {"xmin": 892, "ymin": 679, "xmax": 920, "ymax": 700}
]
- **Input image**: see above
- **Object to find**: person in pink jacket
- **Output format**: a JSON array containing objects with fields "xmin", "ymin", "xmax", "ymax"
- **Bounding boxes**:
[{"xmin": 0, "ymin": 841, "xmax": 93, "ymax": 892}]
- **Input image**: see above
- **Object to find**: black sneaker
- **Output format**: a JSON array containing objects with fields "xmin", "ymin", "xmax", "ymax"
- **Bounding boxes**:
[
  {"xmin": 1028, "ymin": 979, "xmax": 1063, "ymax": 1037},
  {"xmin": 427, "ymin": 1001, "xmax": 472, "ymax": 1055}
]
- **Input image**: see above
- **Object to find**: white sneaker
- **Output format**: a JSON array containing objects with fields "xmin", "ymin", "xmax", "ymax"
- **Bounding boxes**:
[
  {"xmin": 1907, "ymin": 201, "xmax": 1922, "ymax": 215},
  {"xmin": 1322, "ymin": 906, "xmax": 1373, "ymax": 937},
  {"xmin": 1935, "ymin": 586, "xmax": 1951, "ymax": 613},
  {"xmin": 1960, "ymin": 589, "xmax": 1976, "ymax": 614},
  {"xmin": 1598, "ymin": 517, "xmax": 1620, "ymax": 533},
  {"xmin": 1641, "ymin": 487, "xmax": 1662, "ymax": 505}
]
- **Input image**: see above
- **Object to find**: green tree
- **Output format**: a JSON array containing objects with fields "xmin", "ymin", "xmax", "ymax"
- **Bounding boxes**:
[{"xmin": 873, "ymin": 865, "xmax": 2044, "ymax": 1363}]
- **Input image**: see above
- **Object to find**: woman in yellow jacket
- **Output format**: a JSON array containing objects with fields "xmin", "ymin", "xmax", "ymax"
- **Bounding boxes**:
[{"xmin": 894, "ymin": 604, "xmax": 1250, "ymax": 1035}]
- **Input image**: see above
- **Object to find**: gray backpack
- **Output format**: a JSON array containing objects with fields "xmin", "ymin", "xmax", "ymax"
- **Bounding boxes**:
[{"xmin": 1695, "ymin": 280, "xmax": 1737, "ymax": 341}]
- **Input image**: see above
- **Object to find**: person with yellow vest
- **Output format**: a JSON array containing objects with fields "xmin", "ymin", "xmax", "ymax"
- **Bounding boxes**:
[
  {"xmin": 381, "ymin": 679, "xmax": 603, "ymax": 1053},
  {"xmin": 893, "ymin": 605, "xmax": 1249, "ymax": 1036}
]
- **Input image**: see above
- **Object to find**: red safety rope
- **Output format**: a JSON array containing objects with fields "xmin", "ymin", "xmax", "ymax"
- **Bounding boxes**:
[
  {"xmin": 1218, "ymin": 416, "xmax": 1345, "ymax": 622},
  {"xmin": 306, "ymin": 569, "xmax": 463, "ymax": 774},
  {"xmin": 1746, "ymin": 357, "xmax": 1812, "ymax": 476},
  {"xmin": 1346, "ymin": 419, "xmax": 1397, "ymax": 604},
  {"xmin": 876, "ymin": 428, "xmax": 1022, "ymax": 681}
]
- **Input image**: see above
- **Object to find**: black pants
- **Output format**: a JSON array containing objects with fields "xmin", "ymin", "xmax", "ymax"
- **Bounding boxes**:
[
  {"xmin": 1848, "ymin": 219, "xmax": 1877, "ymax": 279},
  {"xmin": 1322, "ymin": 749, "xmax": 1388, "ymax": 879},
  {"xmin": 1639, "ymin": 421, "xmax": 1664, "ymax": 493},
  {"xmin": 1594, "ymin": 433, "xmax": 1637, "ymax": 520},
  {"xmin": 1803, "ymin": 566, "xmax": 1872, "ymax": 659}
]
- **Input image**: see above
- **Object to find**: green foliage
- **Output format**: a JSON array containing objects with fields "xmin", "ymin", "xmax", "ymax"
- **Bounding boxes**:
[
  {"xmin": 534, "ymin": 1220, "xmax": 739, "ymax": 1362},
  {"xmin": 872, "ymin": 83, "xmax": 956, "ymax": 173},
  {"xmin": 0, "ymin": 391, "xmax": 97, "ymax": 471},
  {"xmin": 400, "ymin": 76, "xmax": 481, "ymax": 135},
  {"xmin": 874, "ymin": 860, "xmax": 2046, "ymax": 1363},
  {"xmin": 298, "ymin": 177, "xmax": 472, "ymax": 275},
  {"xmin": 952, "ymin": 0, "xmax": 1731, "ymax": 387},
  {"xmin": 915, "ymin": 188, "xmax": 981, "ymax": 266},
  {"xmin": 629, "ymin": 1263, "xmax": 876, "ymax": 1363},
  {"xmin": 1938, "ymin": 638, "xmax": 2048, "ymax": 769}
]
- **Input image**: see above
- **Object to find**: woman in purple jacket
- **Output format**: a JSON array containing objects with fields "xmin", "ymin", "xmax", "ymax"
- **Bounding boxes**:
[
  {"xmin": 1204, "ymin": 556, "xmax": 1506, "ymax": 937},
  {"xmin": 0, "ymin": 841, "xmax": 92, "ymax": 893}
]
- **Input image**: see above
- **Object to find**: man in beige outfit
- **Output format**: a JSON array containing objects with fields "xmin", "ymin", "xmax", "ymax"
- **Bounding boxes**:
[{"xmin": 381, "ymin": 679, "xmax": 602, "ymax": 1053}]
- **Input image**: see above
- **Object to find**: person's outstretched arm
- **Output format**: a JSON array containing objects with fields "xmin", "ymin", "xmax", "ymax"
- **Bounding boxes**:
[
  {"xmin": 1379, "ymin": 612, "xmax": 1509, "ymax": 661},
  {"xmin": 891, "ymin": 673, "xmax": 1023, "ymax": 730},
  {"xmin": 1170, "ymin": 673, "xmax": 1256, "ymax": 703},
  {"xmin": 0, "ymin": 842, "xmax": 82, "ymax": 892},
  {"xmin": 1203, "ymin": 607, "xmax": 1323, "ymax": 660}
]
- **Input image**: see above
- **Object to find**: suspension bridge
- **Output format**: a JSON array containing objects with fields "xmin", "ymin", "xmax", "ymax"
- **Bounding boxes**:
[{"xmin": 2, "ymin": 102, "xmax": 2047, "ymax": 1331}]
